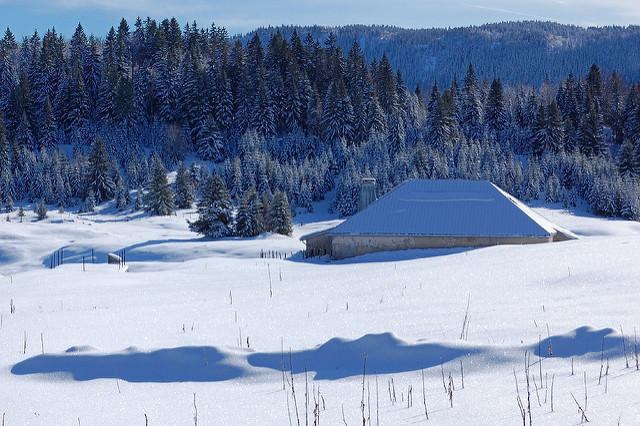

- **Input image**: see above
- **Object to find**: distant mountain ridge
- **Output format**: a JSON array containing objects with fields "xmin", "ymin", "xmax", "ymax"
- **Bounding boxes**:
[{"xmin": 245, "ymin": 21, "xmax": 640, "ymax": 89}]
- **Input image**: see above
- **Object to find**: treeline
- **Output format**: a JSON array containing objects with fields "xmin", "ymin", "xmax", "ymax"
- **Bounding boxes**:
[
  {"xmin": 0, "ymin": 18, "xmax": 639, "ymax": 228},
  {"xmin": 249, "ymin": 22, "xmax": 640, "ymax": 89}
]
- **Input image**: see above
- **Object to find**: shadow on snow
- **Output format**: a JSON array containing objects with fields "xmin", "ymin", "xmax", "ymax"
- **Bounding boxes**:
[
  {"xmin": 534, "ymin": 326, "xmax": 632, "ymax": 359},
  {"xmin": 248, "ymin": 332, "xmax": 485, "ymax": 380},
  {"xmin": 11, "ymin": 346, "xmax": 244, "ymax": 383},
  {"xmin": 12, "ymin": 327, "xmax": 627, "ymax": 383},
  {"xmin": 290, "ymin": 247, "xmax": 477, "ymax": 266}
]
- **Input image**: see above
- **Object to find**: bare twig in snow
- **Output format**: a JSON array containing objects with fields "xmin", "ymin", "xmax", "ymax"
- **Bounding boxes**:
[{"xmin": 570, "ymin": 392, "xmax": 589, "ymax": 423}]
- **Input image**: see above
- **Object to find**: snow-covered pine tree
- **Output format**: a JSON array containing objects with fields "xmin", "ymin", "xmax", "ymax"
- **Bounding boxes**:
[
  {"xmin": 214, "ymin": 71, "xmax": 233, "ymax": 131},
  {"xmin": 545, "ymin": 174, "xmax": 561, "ymax": 203},
  {"xmin": 333, "ymin": 165, "xmax": 360, "ymax": 216},
  {"xmin": 14, "ymin": 112, "xmax": 35, "ymax": 152},
  {"xmin": 62, "ymin": 58, "xmax": 90, "ymax": 132},
  {"xmin": 269, "ymin": 191, "xmax": 292, "ymax": 236},
  {"xmin": 484, "ymin": 78, "xmax": 506, "ymax": 138},
  {"xmin": 195, "ymin": 118, "xmax": 224, "ymax": 161},
  {"xmin": 252, "ymin": 78, "xmax": 275, "ymax": 138},
  {"xmin": 462, "ymin": 64, "xmax": 484, "ymax": 140},
  {"xmin": 634, "ymin": 140, "xmax": 640, "ymax": 174},
  {"xmin": 298, "ymin": 180, "xmax": 313, "ymax": 213},
  {"xmin": 87, "ymin": 137, "xmax": 115, "ymax": 202},
  {"xmin": 229, "ymin": 158, "xmax": 243, "ymax": 201},
  {"xmin": 235, "ymin": 187, "xmax": 263, "ymax": 237},
  {"xmin": 617, "ymin": 139, "xmax": 636, "ymax": 176},
  {"xmin": 134, "ymin": 187, "xmax": 144, "ymax": 210},
  {"xmin": 0, "ymin": 118, "xmax": 8, "ymax": 175},
  {"xmin": 39, "ymin": 97, "xmax": 56, "ymax": 150},
  {"xmin": 145, "ymin": 154, "xmax": 174, "ymax": 216},
  {"xmin": 115, "ymin": 185, "xmax": 128, "ymax": 211},
  {"xmin": 174, "ymin": 161, "xmax": 195, "ymax": 209},
  {"xmin": 533, "ymin": 102, "xmax": 564, "ymax": 156},
  {"xmin": 188, "ymin": 174, "xmax": 233, "ymax": 238},
  {"xmin": 578, "ymin": 94, "xmax": 606, "ymax": 156},
  {"xmin": 84, "ymin": 190, "xmax": 96, "ymax": 212},
  {"xmin": 322, "ymin": 79, "xmax": 354, "ymax": 142}
]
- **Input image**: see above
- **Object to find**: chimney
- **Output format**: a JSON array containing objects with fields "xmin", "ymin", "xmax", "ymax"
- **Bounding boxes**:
[{"xmin": 358, "ymin": 178, "xmax": 377, "ymax": 211}]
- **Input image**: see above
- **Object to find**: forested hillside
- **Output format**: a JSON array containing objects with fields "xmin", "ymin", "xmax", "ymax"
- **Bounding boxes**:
[
  {"xmin": 0, "ymin": 18, "xmax": 639, "ymax": 234},
  {"xmin": 249, "ymin": 22, "xmax": 640, "ymax": 88}
]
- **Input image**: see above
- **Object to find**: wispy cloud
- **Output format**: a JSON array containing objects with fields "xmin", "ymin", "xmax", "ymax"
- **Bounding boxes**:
[{"xmin": 462, "ymin": 3, "xmax": 553, "ymax": 21}]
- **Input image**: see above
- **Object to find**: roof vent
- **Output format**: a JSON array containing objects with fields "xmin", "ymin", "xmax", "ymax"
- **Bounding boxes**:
[{"xmin": 359, "ymin": 178, "xmax": 377, "ymax": 211}]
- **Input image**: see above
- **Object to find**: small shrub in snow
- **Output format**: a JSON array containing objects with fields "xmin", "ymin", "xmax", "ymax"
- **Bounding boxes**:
[{"xmin": 35, "ymin": 201, "xmax": 47, "ymax": 221}]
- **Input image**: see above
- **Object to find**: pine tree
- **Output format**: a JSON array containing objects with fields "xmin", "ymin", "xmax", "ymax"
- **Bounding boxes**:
[
  {"xmin": 87, "ymin": 137, "xmax": 114, "ymax": 202},
  {"xmin": 174, "ymin": 161, "xmax": 195, "ymax": 209},
  {"xmin": 485, "ymin": 78, "xmax": 506, "ymax": 136},
  {"xmin": 375, "ymin": 54, "xmax": 396, "ymax": 115},
  {"xmin": 134, "ymin": 187, "xmax": 144, "ymax": 210},
  {"xmin": 115, "ymin": 184, "xmax": 128, "ymax": 211},
  {"xmin": 195, "ymin": 119, "xmax": 224, "ymax": 161},
  {"xmin": 0, "ymin": 117, "xmax": 8, "ymax": 175},
  {"xmin": 14, "ymin": 112, "xmax": 35, "ymax": 151},
  {"xmin": 84, "ymin": 190, "xmax": 96, "ymax": 212},
  {"xmin": 34, "ymin": 200, "xmax": 47, "ymax": 220},
  {"xmin": 4, "ymin": 195, "xmax": 13, "ymax": 213},
  {"xmin": 270, "ymin": 191, "xmax": 292, "ymax": 235},
  {"xmin": 235, "ymin": 187, "xmax": 263, "ymax": 237},
  {"xmin": 214, "ymin": 71, "xmax": 234, "ymax": 131},
  {"xmin": 62, "ymin": 58, "xmax": 89, "ymax": 131},
  {"xmin": 426, "ymin": 83, "xmax": 453, "ymax": 147},
  {"xmin": 322, "ymin": 79, "xmax": 354, "ymax": 142},
  {"xmin": 39, "ymin": 97, "xmax": 56, "ymax": 150},
  {"xmin": 618, "ymin": 139, "xmax": 636, "ymax": 176},
  {"xmin": 579, "ymin": 94, "xmax": 606, "ymax": 156},
  {"xmin": 462, "ymin": 64, "xmax": 484, "ymax": 140},
  {"xmin": 145, "ymin": 154, "xmax": 174, "ymax": 215},
  {"xmin": 365, "ymin": 92, "xmax": 387, "ymax": 136},
  {"xmin": 252, "ymin": 78, "xmax": 275, "ymax": 137},
  {"xmin": 586, "ymin": 64, "xmax": 603, "ymax": 103},
  {"xmin": 188, "ymin": 174, "xmax": 233, "ymax": 238},
  {"xmin": 533, "ymin": 102, "xmax": 564, "ymax": 156}
]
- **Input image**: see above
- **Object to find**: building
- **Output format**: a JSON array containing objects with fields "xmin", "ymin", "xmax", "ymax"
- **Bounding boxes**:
[{"xmin": 302, "ymin": 179, "xmax": 575, "ymax": 259}]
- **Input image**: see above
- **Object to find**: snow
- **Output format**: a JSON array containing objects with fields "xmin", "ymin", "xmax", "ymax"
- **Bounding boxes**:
[
  {"xmin": 325, "ymin": 179, "xmax": 562, "ymax": 238},
  {"xmin": 0, "ymin": 200, "xmax": 640, "ymax": 425}
]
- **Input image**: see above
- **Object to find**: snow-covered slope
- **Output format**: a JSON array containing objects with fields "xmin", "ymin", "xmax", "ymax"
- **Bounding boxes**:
[{"xmin": 0, "ymin": 203, "xmax": 639, "ymax": 425}]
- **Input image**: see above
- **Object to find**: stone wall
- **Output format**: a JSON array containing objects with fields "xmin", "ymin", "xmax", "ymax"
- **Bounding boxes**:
[{"xmin": 329, "ymin": 234, "xmax": 553, "ymax": 259}]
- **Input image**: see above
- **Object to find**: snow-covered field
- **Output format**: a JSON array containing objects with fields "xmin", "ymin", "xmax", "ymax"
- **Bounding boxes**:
[{"xmin": 1, "ymin": 202, "xmax": 640, "ymax": 425}]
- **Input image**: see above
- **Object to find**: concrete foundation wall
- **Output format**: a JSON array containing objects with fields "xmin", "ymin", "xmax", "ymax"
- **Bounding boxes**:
[
  {"xmin": 305, "ymin": 234, "xmax": 333, "ymax": 257},
  {"xmin": 328, "ymin": 234, "xmax": 553, "ymax": 259}
]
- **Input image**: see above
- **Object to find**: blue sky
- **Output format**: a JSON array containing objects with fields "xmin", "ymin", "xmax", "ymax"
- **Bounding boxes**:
[{"xmin": 1, "ymin": 0, "xmax": 639, "ymax": 38}]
